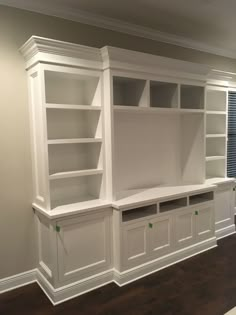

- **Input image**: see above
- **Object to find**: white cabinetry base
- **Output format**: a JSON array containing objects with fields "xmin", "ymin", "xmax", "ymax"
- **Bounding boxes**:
[
  {"xmin": 113, "ymin": 237, "xmax": 217, "ymax": 286},
  {"xmin": 36, "ymin": 269, "xmax": 114, "ymax": 305},
  {"xmin": 215, "ymin": 225, "xmax": 236, "ymax": 240},
  {"xmin": 35, "ymin": 236, "xmax": 216, "ymax": 304}
]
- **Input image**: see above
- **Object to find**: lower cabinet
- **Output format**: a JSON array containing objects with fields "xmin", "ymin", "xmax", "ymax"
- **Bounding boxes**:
[
  {"xmin": 119, "ymin": 201, "xmax": 215, "ymax": 271},
  {"xmin": 214, "ymin": 182, "xmax": 235, "ymax": 236},
  {"xmin": 175, "ymin": 205, "xmax": 214, "ymax": 248},
  {"xmin": 122, "ymin": 213, "xmax": 173, "ymax": 268},
  {"xmin": 37, "ymin": 208, "xmax": 113, "ymax": 287},
  {"xmin": 57, "ymin": 210, "xmax": 112, "ymax": 284}
]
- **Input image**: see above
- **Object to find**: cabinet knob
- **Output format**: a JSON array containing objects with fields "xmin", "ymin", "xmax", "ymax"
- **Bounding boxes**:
[
  {"xmin": 195, "ymin": 211, "xmax": 199, "ymax": 215},
  {"xmin": 149, "ymin": 223, "xmax": 153, "ymax": 228},
  {"xmin": 56, "ymin": 225, "xmax": 61, "ymax": 232}
]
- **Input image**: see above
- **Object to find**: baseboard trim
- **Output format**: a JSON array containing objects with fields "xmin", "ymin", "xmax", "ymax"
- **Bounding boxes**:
[
  {"xmin": 0, "ymin": 238, "xmax": 217, "ymax": 304},
  {"xmin": 36, "ymin": 269, "xmax": 114, "ymax": 305},
  {"xmin": 0, "ymin": 269, "xmax": 37, "ymax": 294},
  {"xmin": 216, "ymin": 225, "xmax": 236, "ymax": 240},
  {"xmin": 113, "ymin": 237, "xmax": 217, "ymax": 286}
]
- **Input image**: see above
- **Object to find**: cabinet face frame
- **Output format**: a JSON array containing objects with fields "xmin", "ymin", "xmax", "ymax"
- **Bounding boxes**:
[{"xmin": 56, "ymin": 210, "xmax": 112, "ymax": 284}]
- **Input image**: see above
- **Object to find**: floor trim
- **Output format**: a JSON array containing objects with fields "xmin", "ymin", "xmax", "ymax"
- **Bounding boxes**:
[
  {"xmin": 114, "ymin": 237, "xmax": 217, "ymax": 286},
  {"xmin": 0, "ymin": 237, "xmax": 220, "ymax": 304},
  {"xmin": 216, "ymin": 225, "xmax": 236, "ymax": 240},
  {"xmin": 0, "ymin": 269, "xmax": 37, "ymax": 294}
]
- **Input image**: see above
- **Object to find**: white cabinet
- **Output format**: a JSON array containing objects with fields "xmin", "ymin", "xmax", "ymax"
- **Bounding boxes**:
[
  {"xmin": 215, "ymin": 183, "xmax": 235, "ymax": 237},
  {"xmin": 175, "ymin": 208, "xmax": 195, "ymax": 248},
  {"xmin": 57, "ymin": 210, "xmax": 112, "ymax": 284},
  {"xmin": 195, "ymin": 205, "xmax": 214, "ymax": 242},
  {"xmin": 122, "ymin": 221, "xmax": 149, "ymax": 267},
  {"xmin": 149, "ymin": 214, "xmax": 173, "ymax": 257},
  {"xmin": 175, "ymin": 205, "xmax": 214, "ymax": 248},
  {"xmin": 122, "ymin": 214, "xmax": 173, "ymax": 268}
]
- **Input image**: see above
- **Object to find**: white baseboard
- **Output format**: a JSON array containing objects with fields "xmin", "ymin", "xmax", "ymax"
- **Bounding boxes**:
[
  {"xmin": 36, "ymin": 269, "xmax": 114, "ymax": 305},
  {"xmin": 0, "ymin": 237, "xmax": 218, "ymax": 304},
  {"xmin": 216, "ymin": 225, "xmax": 236, "ymax": 240},
  {"xmin": 0, "ymin": 269, "xmax": 37, "ymax": 294},
  {"xmin": 113, "ymin": 237, "xmax": 217, "ymax": 286}
]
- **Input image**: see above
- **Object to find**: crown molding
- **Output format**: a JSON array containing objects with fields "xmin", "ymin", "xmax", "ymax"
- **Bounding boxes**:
[
  {"xmin": 20, "ymin": 36, "xmax": 102, "ymax": 69},
  {"xmin": 2, "ymin": 0, "xmax": 236, "ymax": 60}
]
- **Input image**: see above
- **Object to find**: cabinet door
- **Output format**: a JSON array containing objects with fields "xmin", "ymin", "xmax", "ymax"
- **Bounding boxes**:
[
  {"xmin": 149, "ymin": 214, "xmax": 173, "ymax": 258},
  {"xmin": 122, "ymin": 221, "xmax": 148, "ymax": 268},
  {"xmin": 175, "ymin": 208, "xmax": 195, "ymax": 248},
  {"xmin": 57, "ymin": 210, "xmax": 112, "ymax": 284},
  {"xmin": 196, "ymin": 205, "xmax": 215, "ymax": 242},
  {"xmin": 215, "ymin": 185, "xmax": 234, "ymax": 232}
]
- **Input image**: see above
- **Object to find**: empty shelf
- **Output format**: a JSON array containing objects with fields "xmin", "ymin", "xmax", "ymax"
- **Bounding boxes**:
[
  {"xmin": 46, "ymin": 104, "xmax": 101, "ymax": 110},
  {"xmin": 48, "ymin": 138, "xmax": 102, "ymax": 144},
  {"xmin": 49, "ymin": 169, "xmax": 103, "ymax": 180}
]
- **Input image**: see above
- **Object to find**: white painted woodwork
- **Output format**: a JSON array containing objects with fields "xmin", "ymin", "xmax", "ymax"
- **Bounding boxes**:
[
  {"xmin": 20, "ymin": 36, "xmax": 236, "ymax": 304},
  {"xmin": 175, "ymin": 207, "xmax": 195, "ymax": 248},
  {"xmin": 122, "ymin": 221, "xmax": 148, "ymax": 267},
  {"xmin": 149, "ymin": 214, "xmax": 173, "ymax": 257},
  {"xmin": 195, "ymin": 205, "xmax": 214, "ymax": 242},
  {"xmin": 57, "ymin": 210, "xmax": 112, "ymax": 283},
  {"xmin": 180, "ymin": 85, "xmax": 205, "ymax": 109}
]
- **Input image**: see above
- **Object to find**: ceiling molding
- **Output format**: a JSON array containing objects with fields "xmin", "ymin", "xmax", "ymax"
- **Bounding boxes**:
[{"xmin": 2, "ymin": 0, "xmax": 236, "ymax": 59}]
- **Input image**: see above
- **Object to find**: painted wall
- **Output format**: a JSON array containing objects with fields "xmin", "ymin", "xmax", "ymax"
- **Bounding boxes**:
[{"xmin": 0, "ymin": 4, "xmax": 236, "ymax": 279}]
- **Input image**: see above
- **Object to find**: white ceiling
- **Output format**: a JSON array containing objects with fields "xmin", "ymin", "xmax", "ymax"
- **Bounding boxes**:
[{"xmin": 1, "ymin": 0, "xmax": 236, "ymax": 58}]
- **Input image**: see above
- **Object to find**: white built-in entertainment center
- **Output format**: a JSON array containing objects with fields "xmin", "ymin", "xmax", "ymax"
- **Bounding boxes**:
[{"xmin": 20, "ymin": 36, "xmax": 236, "ymax": 304}]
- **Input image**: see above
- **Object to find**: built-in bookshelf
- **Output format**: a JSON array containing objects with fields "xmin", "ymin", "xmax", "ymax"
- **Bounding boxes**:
[{"xmin": 205, "ymin": 86, "xmax": 228, "ymax": 178}]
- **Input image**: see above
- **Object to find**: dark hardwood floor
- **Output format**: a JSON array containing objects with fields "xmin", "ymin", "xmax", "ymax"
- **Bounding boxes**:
[{"xmin": 1, "ymin": 234, "xmax": 236, "ymax": 315}]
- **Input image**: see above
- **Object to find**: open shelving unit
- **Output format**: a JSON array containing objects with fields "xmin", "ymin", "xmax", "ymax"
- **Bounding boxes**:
[
  {"xmin": 205, "ymin": 86, "xmax": 228, "ymax": 179},
  {"xmin": 28, "ymin": 64, "xmax": 105, "ymax": 211}
]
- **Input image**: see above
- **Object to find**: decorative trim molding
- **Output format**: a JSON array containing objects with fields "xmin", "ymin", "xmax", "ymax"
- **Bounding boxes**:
[
  {"xmin": 114, "ymin": 238, "xmax": 217, "ymax": 286},
  {"xmin": 0, "ymin": 269, "xmax": 37, "ymax": 294},
  {"xmin": 215, "ymin": 225, "xmax": 236, "ymax": 240},
  {"xmin": 36, "ymin": 269, "xmax": 114, "ymax": 305},
  {"xmin": 2, "ymin": 0, "xmax": 236, "ymax": 59}
]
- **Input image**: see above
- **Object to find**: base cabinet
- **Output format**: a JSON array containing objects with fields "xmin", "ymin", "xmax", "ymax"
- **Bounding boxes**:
[
  {"xmin": 57, "ymin": 211, "xmax": 112, "ymax": 284},
  {"xmin": 175, "ymin": 208, "xmax": 195, "ymax": 248},
  {"xmin": 122, "ymin": 214, "xmax": 173, "ymax": 268},
  {"xmin": 196, "ymin": 205, "xmax": 215, "ymax": 242},
  {"xmin": 115, "ymin": 198, "xmax": 215, "ymax": 272},
  {"xmin": 214, "ymin": 183, "xmax": 235, "ymax": 237},
  {"xmin": 37, "ymin": 208, "xmax": 113, "ymax": 287}
]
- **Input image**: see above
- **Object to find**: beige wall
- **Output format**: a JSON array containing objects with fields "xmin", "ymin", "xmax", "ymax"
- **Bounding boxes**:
[{"xmin": 0, "ymin": 4, "xmax": 236, "ymax": 279}]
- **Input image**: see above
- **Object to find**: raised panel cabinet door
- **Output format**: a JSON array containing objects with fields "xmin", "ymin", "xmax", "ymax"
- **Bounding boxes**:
[
  {"xmin": 175, "ymin": 208, "xmax": 195, "ymax": 248},
  {"xmin": 195, "ymin": 205, "xmax": 215, "ymax": 242},
  {"xmin": 149, "ymin": 215, "xmax": 173, "ymax": 258},
  {"xmin": 122, "ymin": 220, "xmax": 148, "ymax": 268},
  {"xmin": 215, "ymin": 186, "xmax": 234, "ymax": 231},
  {"xmin": 57, "ymin": 210, "xmax": 112, "ymax": 283}
]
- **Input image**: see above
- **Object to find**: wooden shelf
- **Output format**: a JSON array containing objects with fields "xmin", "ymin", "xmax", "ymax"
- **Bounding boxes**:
[
  {"xmin": 46, "ymin": 104, "xmax": 101, "ymax": 110},
  {"xmin": 206, "ymin": 156, "xmax": 225, "ymax": 161},
  {"xmin": 49, "ymin": 169, "xmax": 103, "ymax": 180},
  {"xmin": 48, "ymin": 138, "xmax": 102, "ymax": 144},
  {"xmin": 113, "ymin": 106, "xmax": 204, "ymax": 114},
  {"xmin": 206, "ymin": 134, "xmax": 226, "ymax": 138},
  {"xmin": 206, "ymin": 111, "xmax": 226, "ymax": 115}
]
